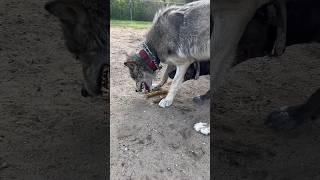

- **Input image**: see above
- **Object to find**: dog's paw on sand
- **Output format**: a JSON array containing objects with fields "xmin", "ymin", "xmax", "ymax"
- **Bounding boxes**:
[
  {"xmin": 159, "ymin": 98, "xmax": 173, "ymax": 108},
  {"xmin": 194, "ymin": 122, "xmax": 210, "ymax": 135}
]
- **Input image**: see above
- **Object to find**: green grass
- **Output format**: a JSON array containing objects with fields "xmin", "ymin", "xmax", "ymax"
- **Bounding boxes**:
[{"xmin": 111, "ymin": 20, "xmax": 152, "ymax": 29}]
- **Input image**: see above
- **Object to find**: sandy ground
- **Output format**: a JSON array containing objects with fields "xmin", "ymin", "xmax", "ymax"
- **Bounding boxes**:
[
  {"xmin": 213, "ymin": 43, "xmax": 320, "ymax": 179},
  {"xmin": 110, "ymin": 27, "xmax": 210, "ymax": 179},
  {"xmin": 2, "ymin": 0, "xmax": 320, "ymax": 179},
  {"xmin": 0, "ymin": 0, "xmax": 106, "ymax": 179}
]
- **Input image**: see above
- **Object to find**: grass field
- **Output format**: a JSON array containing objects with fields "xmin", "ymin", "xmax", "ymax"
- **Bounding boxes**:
[{"xmin": 111, "ymin": 20, "xmax": 152, "ymax": 29}]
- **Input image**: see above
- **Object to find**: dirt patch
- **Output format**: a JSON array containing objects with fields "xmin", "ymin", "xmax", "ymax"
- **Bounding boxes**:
[
  {"xmin": 0, "ymin": 0, "xmax": 106, "ymax": 179},
  {"xmin": 110, "ymin": 27, "xmax": 210, "ymax": 179},
  {"xmin": 213, "ymin": 43, "xmax": 320, "ymax": 179}
]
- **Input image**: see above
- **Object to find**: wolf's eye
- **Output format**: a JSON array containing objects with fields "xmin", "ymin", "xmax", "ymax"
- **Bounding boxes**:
[{"xmin": 130, "ymin": 71, "xmax": 137, "ymax": 79}]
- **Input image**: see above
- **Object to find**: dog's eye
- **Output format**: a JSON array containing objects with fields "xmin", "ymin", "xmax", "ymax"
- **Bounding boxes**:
[
  {"xmin": 167, "ymin": 49, "xmax": 173, "ymax": 55},
  {"xmin": 130, "ymin": 71, "xmax": 138, "ymax": 79},
  {"xmin": 130, "ymin": 73, "xmax": 136, "ymax": 79}
]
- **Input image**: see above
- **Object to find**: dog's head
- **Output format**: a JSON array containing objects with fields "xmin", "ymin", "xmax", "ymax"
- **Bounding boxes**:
[
  {"xmin": 45, "ymin": 0, "xmax": 108, "ymax": 97},
  {"xmin": 124, "ymin": 53, "xmax": 156, "ymax": 93}
]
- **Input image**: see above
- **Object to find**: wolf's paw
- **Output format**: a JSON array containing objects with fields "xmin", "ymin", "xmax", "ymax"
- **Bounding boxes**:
[
  {"xmin": 265, "ymin": 106, "xmax": 304, "ymax": 130},
  {"xmin": 159, "ymin": 98, "xmax": 173, "ymax": 108}
]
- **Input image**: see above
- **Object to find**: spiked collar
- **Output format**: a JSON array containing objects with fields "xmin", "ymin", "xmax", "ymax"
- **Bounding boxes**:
[{"xmin": 133, "ymin": 42, "xmax": 161, "ymax": 72}]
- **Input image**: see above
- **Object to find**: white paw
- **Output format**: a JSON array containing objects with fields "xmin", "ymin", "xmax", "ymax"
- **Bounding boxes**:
[
  {"xmin": 194, "ymin": 122, "xmax": 210, "ymax": 135},
  {"xmin": 158, "ymin": 98, "xmax": 173, "ymax": 108}
]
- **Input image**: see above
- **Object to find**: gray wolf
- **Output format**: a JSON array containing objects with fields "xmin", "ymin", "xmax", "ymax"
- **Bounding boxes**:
[
  {"xmin": 45, "ymin": 0, "xmax": 108, "ymax": 97},
  {"xmin": 125, "ymin": 0, "xmax": 210, "ymax": 108}
]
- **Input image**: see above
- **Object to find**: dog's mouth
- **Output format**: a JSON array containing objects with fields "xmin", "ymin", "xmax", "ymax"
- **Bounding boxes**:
[
  {"xmin": 95, "ymin": 66, "xmax": 104, "ymax": 95},
  {"xmin": 141, "ymin": 82, "xmax": 150, "ymax": 93},
  {"xmin": 100, "ymin": 64, "xmax": 108, "ymax": 96},
  {"xmin": 81, "ymin": 64, "xmax": 107, "ymax": 97}
]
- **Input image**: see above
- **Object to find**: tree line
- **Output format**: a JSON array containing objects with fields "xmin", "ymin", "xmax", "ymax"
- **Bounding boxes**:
[{"xmin": 111, "ymin": 0, "xmax": 196, "ymax": 21}]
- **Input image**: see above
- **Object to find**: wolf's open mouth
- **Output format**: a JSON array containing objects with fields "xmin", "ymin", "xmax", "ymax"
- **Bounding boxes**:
[
  {"xmin": 82, "ymin": 65, "xmax": 107, "ymax": 98},
  {"xmin": 141, "ymin": 82, "xmax": 150, "ymax": 93},
  {"xmin": 100, "ymin": 64, "xmax": 108, "ymax": 96}
]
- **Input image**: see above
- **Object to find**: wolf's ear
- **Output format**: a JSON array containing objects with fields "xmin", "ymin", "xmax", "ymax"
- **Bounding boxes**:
[
  {"xmin": 45, "ymin": 0, "xmax": 87, "ymax": 26},
  {"xmin": 124, "ymin": 61, "xmax": 137, "ymax": 68}
]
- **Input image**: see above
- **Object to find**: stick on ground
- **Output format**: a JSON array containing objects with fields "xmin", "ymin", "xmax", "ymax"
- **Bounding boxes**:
[{"xmin": 146, "ymin": 90, "xmax": 168, "ymax": 98}]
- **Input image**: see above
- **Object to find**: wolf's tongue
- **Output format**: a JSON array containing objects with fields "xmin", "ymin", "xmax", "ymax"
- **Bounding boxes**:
[
  {"xmin": 142, "ymin": 82, "xmax": 150, "ymax": 93},
  {"xmin": 145, "ymin": 83, "xmax": 150, "ymax": 92}
]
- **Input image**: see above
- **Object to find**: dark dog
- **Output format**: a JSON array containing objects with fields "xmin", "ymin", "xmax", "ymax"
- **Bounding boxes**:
[{"xmin": 168, "ymin": 62, "xmax": 209, "ymax": 81}]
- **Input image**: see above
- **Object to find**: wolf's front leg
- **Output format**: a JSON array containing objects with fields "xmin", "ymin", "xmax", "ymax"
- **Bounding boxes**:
[
  {"xmin": 159, "ymin": 63, "xmax": 191, "ymax": 108},
  {"xmin": 152, "ymin": 65, "xmax": 175, "ymax": 91}
]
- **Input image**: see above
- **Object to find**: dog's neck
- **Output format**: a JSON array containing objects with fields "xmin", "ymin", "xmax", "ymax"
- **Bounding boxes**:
[{"xmin": 135, "ymin": 42, "xmax": 161, "ymax": 72}]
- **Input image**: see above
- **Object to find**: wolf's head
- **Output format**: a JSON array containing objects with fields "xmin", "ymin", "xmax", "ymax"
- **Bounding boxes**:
[
  {"xmin": 124, "ymin": 53, "xmax": 156, "ymax": 93},
  {"xmin": 45, "ymin": 0, "xmax": 108, "ymax": 97}
]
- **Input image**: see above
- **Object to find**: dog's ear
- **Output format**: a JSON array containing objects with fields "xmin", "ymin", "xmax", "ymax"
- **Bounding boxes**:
[
  {"xmin": 45, "ymin": 0, "xmax": 87, "ymax": 27},
  {"xmin": 124, "ymin": 61, "xmax": 137, "ymax": 68}
]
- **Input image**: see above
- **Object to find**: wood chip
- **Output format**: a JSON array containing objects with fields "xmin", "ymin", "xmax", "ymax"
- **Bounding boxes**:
[{"xmin": 146, "ymin": 90, "xmax": 168, "ymax": 98}]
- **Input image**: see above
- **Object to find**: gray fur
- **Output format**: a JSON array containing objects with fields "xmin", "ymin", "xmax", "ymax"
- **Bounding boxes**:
[
  {"xmin": 125, "ymin": 0, "xmax": 210, "ymax": 107},
  {"xmin": 147, "ymin": 0, "xmax": 210, "ymax": 62},
  {"xmin": 45, "ymin": 0, "xmax": 108, "ymax": 96}
]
